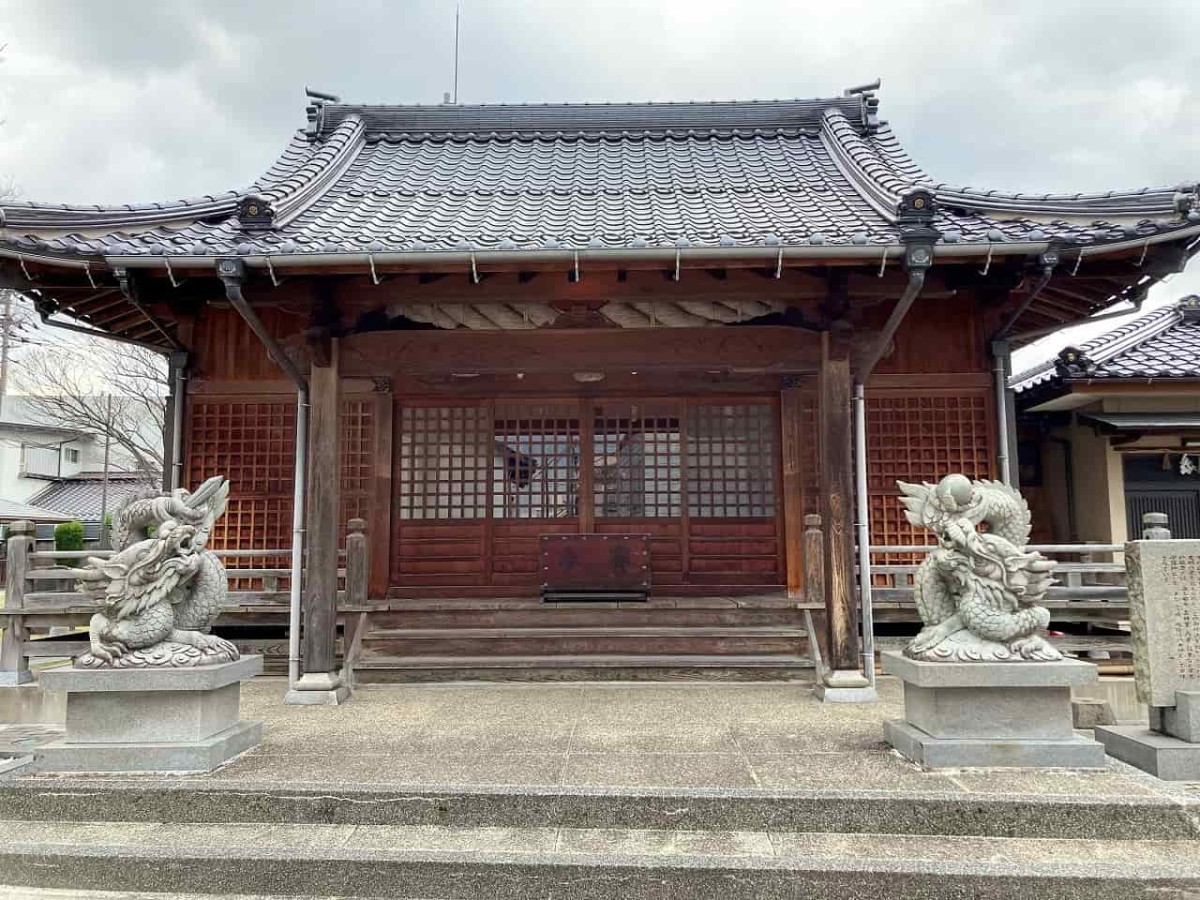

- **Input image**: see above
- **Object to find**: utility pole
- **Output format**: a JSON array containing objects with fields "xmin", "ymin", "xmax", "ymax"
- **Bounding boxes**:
[
  {"xmin": 0, "ymin": 290, "xmax": 12, "ymax": 420},
  {"xmin": 99, "ymin": 394, "xmax": 112, "ymax": 549}
]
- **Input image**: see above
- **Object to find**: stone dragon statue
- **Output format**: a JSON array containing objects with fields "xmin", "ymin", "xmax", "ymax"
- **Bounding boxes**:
[
  {"xmin": 896, "ymin": 474, "xmax": 1061, "ymax": 662},
  {"xmin": 72, "ymin": 476, "xmax": 239, "ymax": 668}
]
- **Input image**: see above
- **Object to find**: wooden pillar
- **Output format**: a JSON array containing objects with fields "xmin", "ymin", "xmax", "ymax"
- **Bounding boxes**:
[
  {"xmin": 303, "ymin": 339, "xmax": 342, "ymax": 678},
  {"xmin": 780, "ymin": 381, "xmax": 806, "ymax": 599},
  {"xmin": 369, "ymin": 388, "xmax": 393, "ymax": 599},
  {"xmin": 819, "ymin": 342, "xmax": 860, "ymax": 672}
]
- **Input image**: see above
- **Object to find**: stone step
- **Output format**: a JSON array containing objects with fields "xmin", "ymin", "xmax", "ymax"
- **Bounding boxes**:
[
  {"xmin": 0, "ymin": 819, "xmax": 1196, "ymax": 899},
  {"xmin": 352, "ymin": 653, "xmax": 812, "ymax": 682},
  {"xmin": 3, "ymin": 781, "xmax": 1196, "ymax": 841},
  {"xmin": 360, "ymin": 625, "xmax": 807, "ymax": 657}
]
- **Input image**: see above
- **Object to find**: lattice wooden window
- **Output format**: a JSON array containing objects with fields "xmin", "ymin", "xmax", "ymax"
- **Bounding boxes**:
[
  {"xmin": 594, "ymin": 402, "xmax": 682, "ymax": 518},
  {"xmin": 340, "ymin": 398, "xmax": 375, "ymax": 533},
  {"xmin": 397, "ymin": 405, "xmax": 490, "ymax": 520},
  {"xmin": 493, "ymin": 403, "xmax": 580, "ymax": 519},
  {"xmin": 686, "ymin": 403, "xmax": 776, "ymax": 518},
  {"xmin": 866, "ymin": 392, "xmax": 994, "ymax": 549}
]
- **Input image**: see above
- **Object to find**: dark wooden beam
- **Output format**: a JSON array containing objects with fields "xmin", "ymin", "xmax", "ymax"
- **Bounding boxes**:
[
  {"xmin": 818, "ymin": 336, "xmax": 859, "ymax": 672},
  {"xmin": 303, "ymin": 338, "xmax": 342, "ymax": 678}
]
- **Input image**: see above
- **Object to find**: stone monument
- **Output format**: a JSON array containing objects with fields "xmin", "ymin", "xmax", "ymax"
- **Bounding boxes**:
[
  {"xmin": 1096, "ymin": 537, "xmax": 1200, "ymax": 780},
  {"xmin": 34, "ymin": 477, "xmax": 262, "ymax": 773},
  {"xmin": 882, "ymin": 474, "xmax": 1104, "ymax": 767}
]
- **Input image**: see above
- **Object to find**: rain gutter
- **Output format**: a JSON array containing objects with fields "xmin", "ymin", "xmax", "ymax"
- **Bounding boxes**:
[
  {"xmin": 851, "ymin": 238, "xmax": 936, "ymax": 688},
  {"xmin": 217, "ymin": 258, "xmax": 309, "ymax": 693}
]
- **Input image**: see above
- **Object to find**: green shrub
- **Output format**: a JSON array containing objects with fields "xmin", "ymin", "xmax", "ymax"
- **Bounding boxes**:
[{"xmin": 54, "ymin": 520, "xmax": 85, "ymax": 565}]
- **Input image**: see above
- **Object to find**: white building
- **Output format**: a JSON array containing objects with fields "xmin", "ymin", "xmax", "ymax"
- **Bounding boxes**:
[{"xmin": 0, "ymin": 398, "xmax": 139, "ymax": 507}]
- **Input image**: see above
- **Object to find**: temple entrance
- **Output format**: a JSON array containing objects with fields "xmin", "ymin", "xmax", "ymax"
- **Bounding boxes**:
[{"xmin": 391, "ymin": 397, "xmax": 784, "ymax": 595}]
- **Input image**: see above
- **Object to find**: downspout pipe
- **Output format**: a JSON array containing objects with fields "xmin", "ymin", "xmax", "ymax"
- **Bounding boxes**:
[
  {"xmin": 852, "ymin": 231, "xmax": 936, "ymax": 686},
  {"xmin": 217, "ymin": 258, "xmax": 310, "ymax": 692},
  {"xmin": 167, "ymin": 350, "xmax": 187, "ymax": 491},
  {"xmin": 991, "ymin": 340, "xmax": 1014, "ymax": 486}
]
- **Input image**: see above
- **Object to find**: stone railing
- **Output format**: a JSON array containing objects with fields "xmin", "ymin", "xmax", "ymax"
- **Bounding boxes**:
[{"xmin": 0, "ymin": 518, "xmax": 369, "ymax": 685}]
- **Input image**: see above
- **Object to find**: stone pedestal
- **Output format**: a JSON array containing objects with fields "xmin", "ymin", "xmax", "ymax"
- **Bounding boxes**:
[
  {"xmin": 1097, "ymin": 690, "xmax": 1200, "ymax": 780},
  {"xmin": 33, "ymin": 656, "xmax": 263, "ymax": 773},
  {"xmin": 882, "ymin": 651, "xmax": 1105, "ymax": 768}
]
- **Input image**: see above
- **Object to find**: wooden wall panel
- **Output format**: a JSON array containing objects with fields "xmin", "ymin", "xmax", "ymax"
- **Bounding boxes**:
[
  {"xmin": 869, "ymin": 297, "xmax": 983, "ymax": 375},
  {"xmin": 189, "ymin": 306, "xmax": 310, "ymax": 382}
]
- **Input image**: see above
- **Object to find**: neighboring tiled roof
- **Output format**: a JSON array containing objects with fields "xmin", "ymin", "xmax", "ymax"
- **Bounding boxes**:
[
  {"xmin": 2, "ymin": 89, "xmax": 1198, "ymax": 261},
  {"xmin": 1011, "ymin": 296, "xmax": 1200, "ymax": 392},
  {"xmin": 0, "ymin": 497, "xmax": 72, "ymax": 522},
  {"xmin": 30, "ymin": 473, "xmax": 152, "ymax": 521}
]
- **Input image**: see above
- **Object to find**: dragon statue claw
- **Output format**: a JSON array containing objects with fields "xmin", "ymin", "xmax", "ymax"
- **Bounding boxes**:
[
  {"xmin": 72, "ymin": 477, "xmax": 238, "ymax": 669},
  {"xmin": 897, "ymin": 474, "xmax": 1063, "ymax": 663}
]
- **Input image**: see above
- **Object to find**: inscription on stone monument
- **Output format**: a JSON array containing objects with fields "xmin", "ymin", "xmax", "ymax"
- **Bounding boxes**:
[{"xmin": 1127, "ymin": 540, "xmax": 1200, "ymax": 707}]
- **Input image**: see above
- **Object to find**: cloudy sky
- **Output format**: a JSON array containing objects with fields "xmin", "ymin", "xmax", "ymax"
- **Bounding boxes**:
[{"xmin": 1, "ymin": 0, "xmax": 1198, "ymax": 364}]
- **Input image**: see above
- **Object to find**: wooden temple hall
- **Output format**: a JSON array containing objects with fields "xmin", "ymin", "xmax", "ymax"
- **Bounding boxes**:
[{"xmin": 2, "ymin": 84, "xmax": 1198, "ymax": 696}]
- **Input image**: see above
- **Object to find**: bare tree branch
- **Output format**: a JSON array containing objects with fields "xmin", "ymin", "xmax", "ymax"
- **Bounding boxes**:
[{"xmin": 13, "ymin": 339, "xmax": 167, "ymax": 480}]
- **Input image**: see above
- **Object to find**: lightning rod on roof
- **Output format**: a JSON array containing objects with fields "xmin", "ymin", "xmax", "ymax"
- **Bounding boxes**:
[{"xmin": 452, "ymin": 3, "xmax": 461, "ymax": 104}]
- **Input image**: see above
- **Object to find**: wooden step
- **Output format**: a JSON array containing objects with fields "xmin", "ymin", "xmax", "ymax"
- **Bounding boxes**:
[
  {"xmin": 366, "ymin": 606, "xmax": 801, "ymax": 630},
  {"xmin": 353, "ymin": 653, "xmax": 813, "ymax": 683},
  {"xmin": 360, "ymin": 625, "xmax": 805, "ymax": 658}
]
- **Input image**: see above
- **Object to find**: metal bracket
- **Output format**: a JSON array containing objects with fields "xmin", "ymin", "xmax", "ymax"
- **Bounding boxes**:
[
  {"xmin": 1071, "ymin": 249, "xmax": 1084, "ymax": 276},
  {"xmin": 980, "ymin": 243, "xmax": 994, "ymax": 277},
  {"xmin": 368, "ymin": 254, "xmax": 381, "ymax": 285},
  {"xmin": 163, "ymin": 256, "xmax": 180, "ymax": 289},
  {"xmin": 774, "ymin": 246, "xmax": 784, "ymax": 279},
  {"xmin": 470, "ymin": 253, "xmax": 480, "ymax": 284},
  {"xmin": 266, "ymin": 255, "xmax": 281, "ymax": 288},
  {"xmin": 83, "ymin": 261, "xmax": 97, "ymax": 289},
  {"xmin": 878, "ymin": 246, "xmax": 889, "ymax": 278},
  {"xmin": 1136, "ymin": 238, "xmax": 1151, "ymax": 267}
]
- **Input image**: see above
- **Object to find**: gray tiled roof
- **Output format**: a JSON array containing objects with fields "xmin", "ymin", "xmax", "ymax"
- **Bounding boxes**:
[
  {"xmin": 29, "ymin": 473, "xmax": 151, "ymax": 521},
  {"xmin": 0, "ymin": 497, "xmax": 72, "ymax": 522},
  {"xmin": 1011, "ymin": 296, "xmax": 1200, "ymax": 391},
  {"xmin": 2, "ymin": 91, "xmax": 1198, "ymax": 261}
]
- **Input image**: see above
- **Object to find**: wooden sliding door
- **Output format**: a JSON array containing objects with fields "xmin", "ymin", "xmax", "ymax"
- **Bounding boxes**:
[{"xmin": 391, "ymin": 396, "xmax": 784, "ymax": 595}]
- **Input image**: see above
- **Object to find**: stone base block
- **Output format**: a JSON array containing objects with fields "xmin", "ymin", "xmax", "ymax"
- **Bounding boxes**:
[
  {"xmin": 285, "ymin": 670, "xmax": 351, "ymax": 706},
  {"xmin": 814, "ymin": 669, "xmax": 876, "ymax": 704},
  {"xmin": 1071, "ymin": 698, "xmax": 1116, "ymax": 729},
  {"xmin": 0, "ymin": 671, "xmax": 33, "ymax": 687},
  {"xmin": 1150, "ymin": 690, "xmax": 1200, "ymax": 742},
  {"xmin": 285, "ymin": 685, "xmax": 351, "ymax": 706},
  {"xmin": 814, "ymin": 683, "xmax": 878, "ymax": 703},
  {"xmin": 32, "ymin": 720, "xmax": 261, "ymax": 774},
  {"xmin": 885, "ymin": 719, "xmax": 1105, "ymax": 768},
  {"xmin": 1096, "ymin": 724, "xmax": 1200, "ymax": 781},
  {"xmin": 881, "ymin": 650, "xmax": 1104, "ymax": 768},
  {"xmin": 33, "ymin": 656, "xmax": 262, "ymax": 774}
]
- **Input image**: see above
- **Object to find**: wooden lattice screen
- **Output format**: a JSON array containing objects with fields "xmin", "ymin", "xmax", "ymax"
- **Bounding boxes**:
[
  {"xmin": 339, "ymin": 397, "xmax": 376, "ymax": 538},
  {"xmin": 187, "ymin": 398, "xmax": 297, "ymax": 552},
  {"xmin": 865, "ymin": 389, "xmax": 994, "ymax": 549},
  {"xmin": 186, "ymin": 394, "xmax": 377, "ymax": 553}
]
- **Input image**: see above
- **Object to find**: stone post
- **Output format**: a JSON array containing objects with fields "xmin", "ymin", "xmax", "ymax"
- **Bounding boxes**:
[
  {"xmin": 1142, "ymin": 512, "xmax": 1171, "ymax": 540},
  {"xmin": 1, "ymin": 520, "xmax": 35, "ymax": 685},
  {"xmin": 345, "ymin": 518, "xmax": 368, "ymax": 609},
  {"xmin": 1096, "ymin": 538, "xmax": 1200, "ymax": 779}
]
